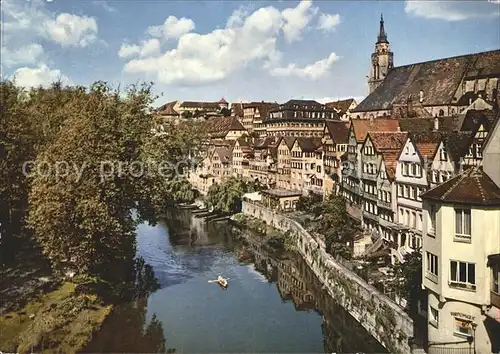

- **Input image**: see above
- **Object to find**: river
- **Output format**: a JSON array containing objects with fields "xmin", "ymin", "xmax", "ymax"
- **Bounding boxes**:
[{"xmin": 83, "ymin": 210, "xmax": 387, "ymax": 353}]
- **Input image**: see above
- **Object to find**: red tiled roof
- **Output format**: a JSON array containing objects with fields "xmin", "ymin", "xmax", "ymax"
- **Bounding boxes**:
[
  {"xmin": 325, "ymin": 98, "xmax": 356, "ymax": 114},
  {"xmin": 295, "ymin": 137, "xmax": 322, "ymax": 152},
  {"xmin": 422, "ymin": 167, "xmax": 500, "ymax": 206},
  {"xmin": 351, "ymin": 118, "xmax": 400, "ymax": 142},
  {"xmin": 180, "ymin": 101, "xmax": 220, "ymax": 109},
  {"xmin": 156, "ymin": 100, "xmax": 179, "ymax": 116},
  {"xmin": 325, "ymin": 120, "xmax": 350, "ymax": 144},
  {"xmin": 205, "ymin": 116, "xmax": 246, "ymax": 138},
  {"xmin": 367, "ymin": 132, "xmax": 408, "ymax": 181}
]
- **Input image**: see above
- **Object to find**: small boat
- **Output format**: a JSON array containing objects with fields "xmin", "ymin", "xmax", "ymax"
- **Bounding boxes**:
[
  {"xmin": 217, "ymin": 275, "xmax": 228, "ymax": 288},
  {"xmin": 208, "ymin": 275, "xmax": 229, "ymax": 288}
]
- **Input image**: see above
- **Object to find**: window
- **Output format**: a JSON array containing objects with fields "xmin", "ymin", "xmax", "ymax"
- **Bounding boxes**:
[
  {"xmin": 426, "ymin": 252, "xmax": 439, "ymax": 278},
  {"xmin": 440, "ymin": 147, "xmax": 448, "ymax": 161},
  {"xmin": 403, "ymin": 163, "xmax": 409, "ymax": 176},
  {"xmin": 455, "ymin": 208, "xmax": 471, "ymax": 241},
  {"xmin": 454, "ymin": 318, "xmax": 473, "ymax": 338},
  {"xmin": 412, "ymin": 211, "xmax": 417, "ymax": 229},
  {"xmin": 411, "ymin": 187, "xmax": 416, "ymax": 200},
  {"xmin": 411, "ymin": 164, "xmax": 417, "ymax": 176},
  {"xmin": 430, "ymin": 307, "xmax": 439, "ymax": 327},
  {"xmin": 450, "ymin": 260, "xmax": 476, "ymax": 290},
  {"xmin": 492, "ymin": 264, "xmax": 500, "ymax": 294}
]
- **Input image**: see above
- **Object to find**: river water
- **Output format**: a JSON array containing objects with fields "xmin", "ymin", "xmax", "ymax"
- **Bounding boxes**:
[{"xmin": 84, "ymin": 210, "xmax": 386, "ymax": 353}]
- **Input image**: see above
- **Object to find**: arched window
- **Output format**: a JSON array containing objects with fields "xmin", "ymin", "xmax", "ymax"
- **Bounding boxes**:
[{"xmin": 439, "ymin": 109, "xmax": 444, "ymax": 117}]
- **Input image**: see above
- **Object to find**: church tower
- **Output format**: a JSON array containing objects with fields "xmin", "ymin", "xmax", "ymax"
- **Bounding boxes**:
[{"xmin": 368, "ymin": 14, "xmax": 394, "ymax": 94}]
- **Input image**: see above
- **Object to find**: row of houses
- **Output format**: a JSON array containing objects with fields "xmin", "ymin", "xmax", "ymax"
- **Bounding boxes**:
[
  {"xmin": 188, "ymin": 103, "xmax": 500, "ymax": 352},
  {"xmin": 185, "ymin": 16, "xmax": 500, "ymax": 352}
]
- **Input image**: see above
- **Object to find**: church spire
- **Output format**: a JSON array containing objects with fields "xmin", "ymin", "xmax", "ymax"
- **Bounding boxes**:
[{"xmin": 377, "ymin": 13, "xmax": 388, "ymax": 44}]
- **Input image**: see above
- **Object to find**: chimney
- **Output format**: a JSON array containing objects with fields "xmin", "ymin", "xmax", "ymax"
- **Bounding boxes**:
[
  {"xmin": 406, "ymin": 94, "xmax": 413, "ymax": 117},
  {"xmin": 434, "ymin": 117, "xmax": 439, "ymax": 131},
  {"xmin": 419, "ymin": 90, "xmax": 424, "ymax": 103}
]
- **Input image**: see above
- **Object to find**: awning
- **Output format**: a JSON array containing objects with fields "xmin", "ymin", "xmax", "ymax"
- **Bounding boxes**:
[
  {"xmin": 488, "ymin": 254, "xmax": 500, "ymax": 267},
  {"xmin": 485, "ymin": 305, "xmax": 500, "ymax": 324}
]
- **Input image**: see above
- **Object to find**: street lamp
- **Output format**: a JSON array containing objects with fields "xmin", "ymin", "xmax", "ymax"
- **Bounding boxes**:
[{"xmin": 466, "ymin": 322, "xmax": 478, "ymax": 354}]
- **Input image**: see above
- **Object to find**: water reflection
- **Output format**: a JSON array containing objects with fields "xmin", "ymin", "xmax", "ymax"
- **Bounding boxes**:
[
  {"xmin": 84, "ymin": 210, "xmax": 386, "ymax": 353},
  {"xmin": 245, "ymin": 237, "xmax": 387, "ymax": 353}
]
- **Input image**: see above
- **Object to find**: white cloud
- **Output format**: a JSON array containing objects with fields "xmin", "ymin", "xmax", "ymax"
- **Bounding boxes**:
[
  {"xmin": 268, "ymin": 52, "xmax": 339, "ymax": 80},
  {"xmin": 123, "ymin": 6, "xmax": 283, "ymax": 85},
  {"xmin": 314, "ymin": 96, "xmax": 365, "ymax": 104},
  {"xmin": 404, "ymin": 1, "xmax": 500, "ymax": 21},
  {"xmin": 147, "ymin": 16, "xmax": 195, "ymax": 40},
  {"xmin": 118, "ymin": 39, "xmax": 161, "ymax": 58},
  {"xmin": 44, "ymin": 13, "xmax": 98, "ymax": 47},
  {"xmin": 11, "ymin": 65, "xmax": 73, "ymax": 89},
  {"xmin": 281, "ymin": 0, "xmax": 318, "ymax": 43},
  {"xmin": 317, "ymin": 13, "xmax": 341, "ymax": 32},
  {"xmin": 2, "ymin": 0, "xmax": 100, "ymax": 48},
  {"xmin": 120, "ymin": 1, "xmax": 339, "ymax": 86},
  {"xmin": 3, "ymin": 43, "xmax": 45, "ymax": 68},
  {"xmin": 226, "ymin": 7, "xmax": 249, "ymax": 28},
  {"xmin": 92, "ymin": 1, "xmax": 117, "ymax": 13}
]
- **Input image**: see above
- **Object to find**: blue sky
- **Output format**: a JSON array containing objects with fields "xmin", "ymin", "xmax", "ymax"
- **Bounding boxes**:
[{"xmin": 2, "ymin": 0, "xmax": 499, "ymax": 106}]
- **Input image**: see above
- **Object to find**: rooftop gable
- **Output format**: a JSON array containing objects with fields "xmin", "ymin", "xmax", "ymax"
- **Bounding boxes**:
[
  {"xmin": 351, "ymin": 118, "xmax": 400, "ymax": 143},
  {"xmin": 324, "ymin": 120, "xmax": 350, "ymax": 144},
  {"xmin": 422, "ymin": 166, "xmax": 500, "ymax": 206},
  {"xmin": 292, "ymin": 137, "xmax": 323, "ymax": 152}
]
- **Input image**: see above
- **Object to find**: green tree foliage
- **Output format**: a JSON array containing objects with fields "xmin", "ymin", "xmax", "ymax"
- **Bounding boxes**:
[
  {"xmin": 389, "ymin": 250, "xmax": 423, "ymax": 314},
  {"xmin": 296, "ymin": 192, "xmax": 322, "ymax": 214},
  {"xmin": 205, "ymin": 177, "xmax": 261, "ymax": 214},
  {"xmin": 220, "ymin": 107, "xmax": 231, "ymax": 117},
  {"xmin": 27, "ymin": 82, "xmax": 154, "ymax": 280},
  {"xmin": 1, "ymin": 78, "xmax": 205, "ymax": 282},
  {"xmin": 313, "ymin": 194, "xmax": 356, "ymax": 259},
  {"xmin": 0, "ymin": 81, "xmax": 90, "ymax": 263}
]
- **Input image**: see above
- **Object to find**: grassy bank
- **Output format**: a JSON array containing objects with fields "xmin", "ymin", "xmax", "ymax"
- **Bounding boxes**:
[{"xmin": 0, "ymin": 281, "xmax": 112, "ymax": 354}]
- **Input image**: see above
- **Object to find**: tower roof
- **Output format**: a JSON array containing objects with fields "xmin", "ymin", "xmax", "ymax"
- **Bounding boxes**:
[{"xmin": 377, "ymin": 14, "xmax": 388, "ymax": 44}]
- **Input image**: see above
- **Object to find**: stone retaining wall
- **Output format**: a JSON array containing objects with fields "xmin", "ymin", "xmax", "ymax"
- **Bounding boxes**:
[{"xmin": 242, "ymin": 200, "xmax": 414, "ymax": 354}]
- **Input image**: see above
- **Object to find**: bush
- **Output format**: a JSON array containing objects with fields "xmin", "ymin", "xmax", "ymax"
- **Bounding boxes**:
[{"xmin": 73, "ymin": 275, "xmax": 112, "ymax": 299}]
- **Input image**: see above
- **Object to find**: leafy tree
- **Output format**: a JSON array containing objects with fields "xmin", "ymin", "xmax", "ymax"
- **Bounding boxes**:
[
  {"xmin": 181, "ymin": 111, "xmax": 193, "ymax": 119},
  {"xmin": 27, "ymin": 82, "xmax": 153, "ymax": 280},
  {"xmin": 389, "ymin": 250, "xmax": 423, "ymax": 314},
  {"xmin": 311, "ymin": 194, "xmax": 356, "ymax": 259},
  {"xmin": 0, "ymin": 81, "xmax": 88, "ymax": 263},
  {"xmin": 220, "ymin": 107, "xmax": 231, "ymax": 117},
  {"xmin": 296, "ymin": 192, "xmax": 322, "ymax": 213},
  {"xmin": 205, "ymin": 177, "xmax": 255, "ymax": 214}
]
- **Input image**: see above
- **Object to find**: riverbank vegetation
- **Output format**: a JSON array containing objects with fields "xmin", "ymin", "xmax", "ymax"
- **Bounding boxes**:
[
  {"xmin": 1, "ymin": 79, "xmax": 203, "ymax": 352},
  {"xmin": 295, "ymin": 193, "xmax": 357, "ymax": 259},
  {"xmin": 205, "ymin": 177, "xmax": 265, "ymax": 214}
]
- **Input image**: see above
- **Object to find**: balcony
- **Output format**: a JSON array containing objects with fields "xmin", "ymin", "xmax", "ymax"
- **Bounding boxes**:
[
  {"xmin": 378, "ymin": 217, "xmax": 395, "ymax": 229},
  {"xmin": 342, "ymin": 183, "xmax": 359, "ymax": 195},
  {"xmin": 377, "ymin": 199, "xmax": 392, "ymax": 210},
  {"xmin": 363, "ymin": 193, "xmax": 377, "ymax": 202},
  {"xmin": 361, "ymin": 173, "xmax": 377, "ymax": 182},
  {"xmin": 363, "ymin": 210, "xmax": 378, "ymax": 222}
]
